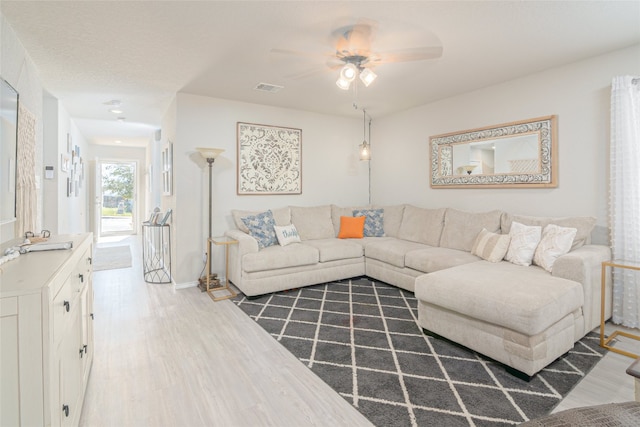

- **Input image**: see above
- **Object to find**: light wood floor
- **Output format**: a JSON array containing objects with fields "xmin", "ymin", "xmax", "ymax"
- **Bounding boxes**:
[{"xmin": 79, "ymin": 235, "xmax": 636, "ymax": 426}]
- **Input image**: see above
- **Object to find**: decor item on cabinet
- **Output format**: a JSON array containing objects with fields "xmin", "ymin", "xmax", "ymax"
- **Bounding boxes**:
[
  {"xmin": 157, "ymin": 208, "xmax": 172, "ymax": 226},
  {"xmin": 196, "ymin": 147, "xmax": 224, "ymax": 287},
  {"xmin": 430, "ymin": 115, "xmax": 557, "ymax": 188},
  {"xmin": 359, "ymin": 109, "xmax": 371, "ymax": 161},
  {"xmin": 0, "ymin": 77, "xmax": 18, "ymax": 225},
  {"xmin": 162, "ymin": 141, "xmax": 173, "ymax": 195},
  {"xmin": 23, "ymin": 229, "xmax": 50, "ymax": 244},
  {"xmin": 237, "ymin": 122, "xmax": 301, "ymax": 195}
]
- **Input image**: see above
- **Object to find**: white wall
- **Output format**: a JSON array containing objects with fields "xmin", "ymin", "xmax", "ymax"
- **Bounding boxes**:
[
  {"xmin": 42, "ymin": 98, "xmax": 90, "ymax": 235},
  {"xmin": 168, "ymin": 93, "xmax": 369, "ymax": 285},
  {"xmin": 372, "ymin": 44, "xmax": 640, "ymax": 235}
]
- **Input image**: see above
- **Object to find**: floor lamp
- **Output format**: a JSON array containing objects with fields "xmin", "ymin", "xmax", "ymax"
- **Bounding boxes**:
[{"xmin": 196, "ymin": 147, "xmax": 224, "ymax": 286}]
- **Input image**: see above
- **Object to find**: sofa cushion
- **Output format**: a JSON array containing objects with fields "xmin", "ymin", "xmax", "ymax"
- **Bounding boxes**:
[
  {"xmin": 274, "ymin": 224, "xmax": 301, "ymax": 246},
  {"xmin": 303, "ymin": 239, "xmax": 364, "ymax": 262},
  {"xmin": 439, "ymin": 208, "xmax": 503, "ymax": 252},
  {"xmin": 338, "ymin": 216, "xmax": 365, "ymax": 239},
  {"xmin": 290, "ymin": 205, "xmax": 335, "ymax": 240},
  {"xmin": 405, "ymin": 247, "xmax": 480, "ymax": 273},
  {"xmin": 373, "ymin": 205, "xmax": 405, "ymax": 238},
  {"xmin": 330, "ymin": 205, "xmax": 370, "ymax": 236},
  {"xmin": 471, "ymin": 228, "xmax": 511, "ymax": 262},
  {"xmin": 415, "ymin": 261, "xmax": 584, "ymax": 336},
  {"xmin": 353, "ymin": 208, "xmax": 385, "ymax": 237},
  {"xmin": 241, "ymin": 210, "xmax": 278, "ymax": 249},
  {"xmin": 505, "ymin": 221, "xmax": 542, "ymax": 266},
  {"xmin": 397, "ymin": 205, "xmax": 446, "ymax": 246},
  {"xmin": 533, "ymin": 224, "xmax": 577, "ymax": 272},
  {"xmin": 232, "ymin": 207, "xmax": 291, "ymax": 233},
  {"xmin": 242, "ymin": 243, "xmax": 319, "ymax": 272},
  {"xmin": 501, "ymin": 214, "xmax": 596, "ymax": 251},
  {"xmin": 365, "ymin": 238, "xmax": 431, "ymax": 268}
]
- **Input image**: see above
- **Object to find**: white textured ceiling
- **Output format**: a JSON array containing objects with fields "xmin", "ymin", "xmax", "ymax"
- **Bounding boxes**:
[{"xmin": 2, "ymin": 1, "xmax": 639, "ymax": 147}]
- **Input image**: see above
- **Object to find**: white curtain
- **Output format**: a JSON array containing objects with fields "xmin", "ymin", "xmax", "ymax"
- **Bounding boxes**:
[{"xmin": 610, "ymin": 75, "xmax": 640, "ymax": 327}]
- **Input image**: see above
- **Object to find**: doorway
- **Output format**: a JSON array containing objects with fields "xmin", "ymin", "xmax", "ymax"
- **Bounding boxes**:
[{"xmin": 98, "ymin": 160, "xmax": 137, "ymax": 236}]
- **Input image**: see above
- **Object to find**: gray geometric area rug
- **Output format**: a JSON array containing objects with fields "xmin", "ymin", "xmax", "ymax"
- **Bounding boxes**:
[
  {"xmin": 93, "ymin": 245, "xmax": 132, "ymax": 271},
  {"xmin": 232, "ymin": 277, "xmax": 607, "ymax": 427}
]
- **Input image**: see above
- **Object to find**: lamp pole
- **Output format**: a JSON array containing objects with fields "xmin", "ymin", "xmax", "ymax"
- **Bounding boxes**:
[
  {"xmin": 195, "ymin": 146, "xmax": 224, "ymax": 286},
  {"xmin": 206, "ymin": 156, "xmax": 214, "ymax": 279}
]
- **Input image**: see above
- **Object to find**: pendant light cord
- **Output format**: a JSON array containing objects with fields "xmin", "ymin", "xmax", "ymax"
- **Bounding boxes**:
[{"xmin": 367, "ymin": 115, "xmax": 372, "ymax": 205}]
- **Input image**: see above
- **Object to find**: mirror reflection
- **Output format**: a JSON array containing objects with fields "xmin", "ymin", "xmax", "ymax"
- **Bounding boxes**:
[{"xmin": 450, "ymin": 133, "xmax": 540, "ymax": 176}]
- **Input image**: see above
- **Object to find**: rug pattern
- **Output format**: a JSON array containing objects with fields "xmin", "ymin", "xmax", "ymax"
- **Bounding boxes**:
[{"xmin": 232, "ymin": 278, "xmax": 607, "ymax": 427}]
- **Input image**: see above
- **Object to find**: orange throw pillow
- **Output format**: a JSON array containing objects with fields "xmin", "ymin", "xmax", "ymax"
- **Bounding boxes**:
[{"xmin": 338, "ymin": 216, "xmax": 365, "ymax": 239}]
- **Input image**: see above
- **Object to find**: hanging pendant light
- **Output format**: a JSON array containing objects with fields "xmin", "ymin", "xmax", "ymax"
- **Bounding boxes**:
[{"xmin": 359, "ymin": 109, "xmax": 371, "ymax": 161}]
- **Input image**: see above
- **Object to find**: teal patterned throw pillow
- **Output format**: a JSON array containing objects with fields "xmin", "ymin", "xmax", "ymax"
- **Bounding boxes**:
[
  {"xmin": 241, "ymin": 210, "xmax": 277, "ymax": 249},
  {"xmin": 353, "ymin": 208, "xmax": 385, "ymax": 237}
]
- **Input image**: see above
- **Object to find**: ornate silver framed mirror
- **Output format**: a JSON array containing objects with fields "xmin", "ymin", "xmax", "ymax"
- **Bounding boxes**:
[{"xmin": 430, "ymin": 115, "xmax": 557, "ymax": 188}]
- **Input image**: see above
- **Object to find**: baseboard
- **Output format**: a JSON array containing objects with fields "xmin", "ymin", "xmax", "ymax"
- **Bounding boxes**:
[{"xmin": 174, "ymin": 280, "xmax": 198, "ymax": 290}]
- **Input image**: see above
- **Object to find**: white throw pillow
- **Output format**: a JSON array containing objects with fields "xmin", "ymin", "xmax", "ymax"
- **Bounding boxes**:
[
  {"xmin": 274, "ymin": 224, "xmax": 301, "ymax": 246},
  {"xmin": 471, "ymin": 228, "xmax": 511, "ymax": 263},
  {"xmin": 533, "ymin": 224, "xmax": 578, "ymax": 272},
  {"xmin": 505, "ymin": 221, "xmax": 542, "ymax": 266}
]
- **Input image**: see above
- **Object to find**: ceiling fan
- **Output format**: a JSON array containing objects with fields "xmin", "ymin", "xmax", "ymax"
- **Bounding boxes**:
[{"xmin": 271, "ymin": 19, "xmax": 443, "ymax": 90}]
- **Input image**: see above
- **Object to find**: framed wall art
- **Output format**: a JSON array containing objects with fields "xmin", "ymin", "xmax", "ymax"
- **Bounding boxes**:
[
  {"xmin": 162, "ymin": 141, "xmax": 173, "ymax": 195},
  {"xmin": 237, "ymin": 122, "xmax": 302, "ymax": 195}
]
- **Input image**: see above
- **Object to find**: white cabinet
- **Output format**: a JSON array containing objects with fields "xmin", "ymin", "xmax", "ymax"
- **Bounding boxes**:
[{"xmin": 0, "ymin": 234, "xmax": 93, "ymax": 427}]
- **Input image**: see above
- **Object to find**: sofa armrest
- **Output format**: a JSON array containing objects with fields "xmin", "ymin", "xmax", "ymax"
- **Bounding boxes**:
[
  {"xmin": 224, "ymin": 229, "xmax": 259, "ymax": 288},
  {"xmin": 552, "ymin": 245, "xmax": 612, "ymax": 337},
  {"xmin": 225, "ymin": 229, "xmax": 259, "ymax": 253}
]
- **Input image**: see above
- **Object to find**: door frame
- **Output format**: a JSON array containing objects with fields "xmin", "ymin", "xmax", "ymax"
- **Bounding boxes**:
[{"xmin": 96, "ymin": 159, "xmax": 139, "ymax": 237}]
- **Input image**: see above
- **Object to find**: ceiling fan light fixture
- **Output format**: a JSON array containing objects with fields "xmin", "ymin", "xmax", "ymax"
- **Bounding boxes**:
[
  {"xmin": 340, "ymin": 63, "xmax": 358, "ymax": 82},
  {"xmin": 359, "ymin": 68, "xmax": 377, "ymax": 87},
  {"xmin": 336, "ymin": 77, "xmax": 351, "ymax": 90}
]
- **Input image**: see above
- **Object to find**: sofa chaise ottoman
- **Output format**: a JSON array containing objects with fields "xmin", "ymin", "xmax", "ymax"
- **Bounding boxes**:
[{"xmin": 416, "ymin": 261, "xmax": 585, "ymax": 379}]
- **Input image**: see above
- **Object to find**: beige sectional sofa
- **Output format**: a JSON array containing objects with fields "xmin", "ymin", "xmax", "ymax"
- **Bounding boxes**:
[{"xmin": 225, "ymin": 204, "xmax": 611, "ymax": 378}]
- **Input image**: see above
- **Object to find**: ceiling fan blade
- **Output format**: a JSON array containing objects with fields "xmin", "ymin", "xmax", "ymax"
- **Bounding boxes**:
[
  {"xmin": 369, "ymin": 46, "xmax": 443, "ymax": 64},
  {"xmin": 283, "ymin": 66, "xmax": 330, "ymax": 80},
  {"xmin": 271, "ymin": 48, "xmax": 334, "ymax": 60},
  {"xmin": 332, "ymin": 20, "xmax": 377, "ymax": 57}
]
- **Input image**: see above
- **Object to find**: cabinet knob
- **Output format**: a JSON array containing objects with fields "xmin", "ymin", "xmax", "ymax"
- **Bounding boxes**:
[
  {"xmin": 88, "ymin": 256, "xmax": 92, "ymax": 265},
  {"xmin": 62, "ymin": 404, "xmax": 69, "ymax": 417},
  {"xmin": 79, "ymin": 273, "xmax": 84, "ymax": 283},
  {"xmin": 63, "ymin": 301, "xmax": 70, "ymax": 312},
  {"xmin": 90, "ymin": 313, "xmax": 94, "ymax": 320}
]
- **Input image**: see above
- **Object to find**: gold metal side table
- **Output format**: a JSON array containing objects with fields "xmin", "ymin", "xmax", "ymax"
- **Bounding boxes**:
[
  {"xmin": 204, "ymin": 236, "xmax": 238, "ymax": 302},
  {"xmin": 600, "ymin": 260, "xmax": 640, "ymax": 358}
]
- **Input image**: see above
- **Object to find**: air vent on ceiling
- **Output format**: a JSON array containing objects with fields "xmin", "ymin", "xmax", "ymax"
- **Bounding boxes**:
[{"xmin": 254, "ymin": 83, "xmax": 284, "ymax": 93}]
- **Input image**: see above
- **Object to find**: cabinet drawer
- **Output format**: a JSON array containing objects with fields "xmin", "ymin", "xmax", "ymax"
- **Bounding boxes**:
[{"xmin": 52, "ymin": 277, "xmax": 79, "ymax": 347}]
